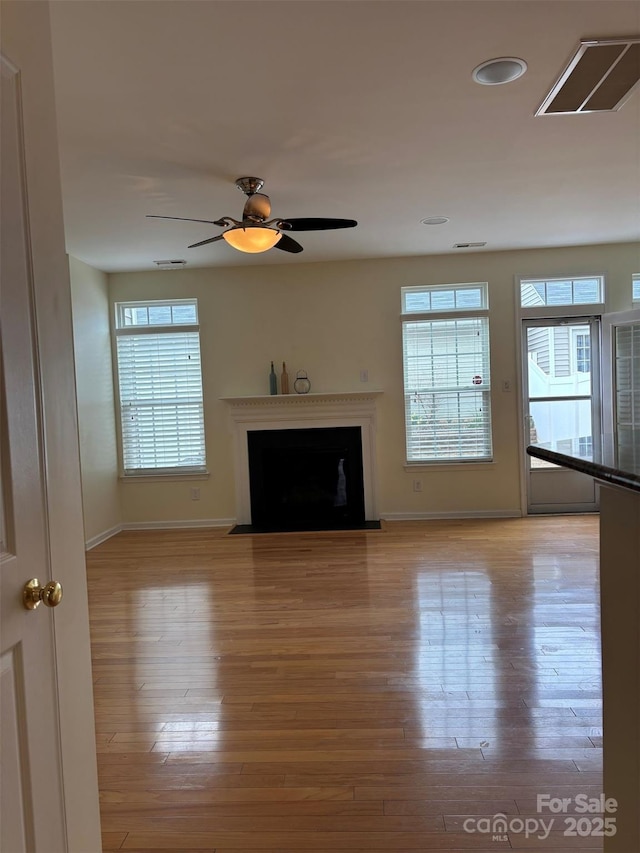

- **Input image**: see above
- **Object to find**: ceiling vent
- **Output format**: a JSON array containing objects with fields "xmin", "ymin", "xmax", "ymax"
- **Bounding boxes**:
[
  {"xmin": 154, "ymin": 259, "xmax": 187, "ymax": 269},
  {"xmin": 537, "ymin": 37, "xmax": 640, "ymax": 115},
  {"xmin": 454, "ymin": 242, "xmax": 487, "ymax": 249}
]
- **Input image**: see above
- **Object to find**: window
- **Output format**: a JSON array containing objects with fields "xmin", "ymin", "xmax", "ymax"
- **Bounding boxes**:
[
  {"xmin": 633, "ymin": 274, "xmax": 640, "ymax": 303},
  {"xmin": 401, "ymin": 283, "xmax": 492, "ymax": 463},
  {"xmin": 402, "ymin": 283, "xmax": 487, "ymax": 313},
  {"xmin": 574, "ymin": 331, "xmax": 591, "ymax": 373},
  {"xmin": 519, "ymin": 275, "xmax": 603, "ymax": 307},
  {"xmin": 114, "ymin": 299, "xmax": 206, "ymax": 475},
  {"xmin": 578, "ymin": 436, "xmax": 593, "ymax": 458}
]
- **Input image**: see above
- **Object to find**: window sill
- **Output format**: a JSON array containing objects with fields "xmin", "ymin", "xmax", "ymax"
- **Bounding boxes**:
[
  {"xmin": 119, "ymin": 471, "xmax": 210, "ymax": 483},
  {"xmin": 404, "ymin": 461, "xmax": 495, "ymax": 472}
]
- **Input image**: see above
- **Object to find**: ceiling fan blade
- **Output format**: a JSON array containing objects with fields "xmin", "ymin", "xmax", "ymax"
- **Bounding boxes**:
[
  {"xmin": 188, "ymin": 234, "xmax": 225, "ymax": 249},
  {"xmin": 279, "ymin": 217, "xmax": 357, "ymax": 232},
  {"xmin": 147, "ymin": 215, "xmax": 226, "ymax": 225},
  {"xmin": 274, "ymin": 233, "xmax": 304, "ymax": 254}
]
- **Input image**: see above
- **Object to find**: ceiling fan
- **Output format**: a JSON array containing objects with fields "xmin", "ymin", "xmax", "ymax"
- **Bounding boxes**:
[{"xmin": 147, "ymin": 177, "xmax": 358, "ymax": 254}]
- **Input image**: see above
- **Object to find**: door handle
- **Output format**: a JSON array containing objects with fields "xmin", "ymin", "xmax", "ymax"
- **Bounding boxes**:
[{"xmin": 23, "ymin": 578, "xmax": 63, "ymax": 610}]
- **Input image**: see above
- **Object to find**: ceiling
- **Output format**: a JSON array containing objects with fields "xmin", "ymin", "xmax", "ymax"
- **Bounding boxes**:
[{"xmin": 48, "ymin": 0, "xmax": 640, "ymax": 272}]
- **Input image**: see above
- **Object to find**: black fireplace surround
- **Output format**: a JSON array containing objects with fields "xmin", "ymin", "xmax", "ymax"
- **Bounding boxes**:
[{"xmin": 237, "ymin": 426, "xmax": 371, "ymax": 533}]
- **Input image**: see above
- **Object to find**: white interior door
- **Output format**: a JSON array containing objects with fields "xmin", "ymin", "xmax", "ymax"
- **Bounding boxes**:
[
  {"xmin": 524, "ymin": 318, "xmax": 601, "ymax": 513},
  {"xmin": 0, "ymin": 55, "xmax": 67, "ymax": 852}
]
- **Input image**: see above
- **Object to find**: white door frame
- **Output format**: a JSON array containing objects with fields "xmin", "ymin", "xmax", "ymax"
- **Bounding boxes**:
[
  {"xmin": 513, "ymin": 274, "xmax": 606, "ymax": 515},
  {"xmin": 521, "ymin": 316, "xmax": 601, "ymax": 514}
]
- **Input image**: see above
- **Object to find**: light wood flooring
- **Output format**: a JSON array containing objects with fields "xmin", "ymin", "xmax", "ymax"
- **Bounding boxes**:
[{"xmin": 87, "ymin": 517, "xmax": 604, "ymax": 852}]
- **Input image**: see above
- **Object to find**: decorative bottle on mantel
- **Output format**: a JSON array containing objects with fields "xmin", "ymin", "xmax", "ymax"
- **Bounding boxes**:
[
  {"xmin": 281, "ymin": 362, "xmax": 290, "ymax": 394},
  {"xmin": 269, "ymin": 361, "xmax": 278, "ymax": 395}
]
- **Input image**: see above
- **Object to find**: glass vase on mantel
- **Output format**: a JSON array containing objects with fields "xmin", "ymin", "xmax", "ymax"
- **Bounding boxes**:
[
  {"xmin": 281, "ymin": 362, "xmax": 290, "ymax": 394},
  {"xmin": 269, "ymin": 361, "xmax": 278, "ymax": 395}
]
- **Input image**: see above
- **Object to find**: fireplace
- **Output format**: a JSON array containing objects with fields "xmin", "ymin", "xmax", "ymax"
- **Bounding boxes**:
[
  {"xmin": 222, "ymin": 391, "xmax": 382, "ymax": 532},
  {"xmin": 247, "ymin": 427, "xmax": 365, "ymax": 531}
]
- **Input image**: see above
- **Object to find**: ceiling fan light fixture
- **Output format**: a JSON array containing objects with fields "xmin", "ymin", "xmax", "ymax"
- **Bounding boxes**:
[{"xmin": 222, "ymin": 225, "xmax": 282, "ymax": 253}]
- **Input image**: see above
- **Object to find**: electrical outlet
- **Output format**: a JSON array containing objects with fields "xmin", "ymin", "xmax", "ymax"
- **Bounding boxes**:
[
  {"xmin": 413, "ymin": 479, "xmax": 422, "ymax": 493},
  {"xmin": 360, "ymin": 369, "xmax": 369, "ymax": 383},
  {"xmin": 190, "ymin": 487, "xmax": 200, "ymax": 501},
  {"xmin": 502, "ymin": 379, "xmax": 512, "ymax": 392}
]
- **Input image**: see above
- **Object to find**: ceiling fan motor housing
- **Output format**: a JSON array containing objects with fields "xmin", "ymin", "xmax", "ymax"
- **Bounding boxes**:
[{"xmin": 243, "ymin": 192, "xmax": 272, "ymax": 221}]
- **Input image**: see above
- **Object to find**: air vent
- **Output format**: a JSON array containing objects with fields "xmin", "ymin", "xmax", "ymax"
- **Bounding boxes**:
[
  {"xmin": 537, "ymin": 37, "xmax": 640, "ymax": 115},
  {"xmin": 454, "ymin": 242, "xmax": 487, "ymax": 249},
  {"xmin": 154, "ymin": 259, "xmax": 187, "ymax": 269}
]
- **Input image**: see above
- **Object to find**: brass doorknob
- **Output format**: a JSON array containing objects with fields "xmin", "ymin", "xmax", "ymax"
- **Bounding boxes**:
[{"xmin": 23, "ymin": 578, "xmax": 63, "ymax": 611}]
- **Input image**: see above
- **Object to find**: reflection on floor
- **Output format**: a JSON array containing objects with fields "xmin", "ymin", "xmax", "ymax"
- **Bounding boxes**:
[{"xmin": 88, "ymin": 516, "xmax": 603, "ymax": 852}]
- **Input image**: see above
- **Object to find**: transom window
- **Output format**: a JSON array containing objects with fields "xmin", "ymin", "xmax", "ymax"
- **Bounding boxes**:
[
  {"xmin": 633, "ymin": 273, "xmax": 640, "ymax": 303},
  {"xmin": 114, "ymin": 299, "xmax": 206, "ymax": 475},
  {"xmin": 520, "ymin": 275, "xmax": 603, "ymax": 307},
  {"xmin": 401, "ymin": 283, "xmax": 493, "ymax": 464},
  {"xmin": 402, "ymin": 283, "xmax": 487, "ymax": 314},
  {"xmin": 117, "ymin": 300, "xmax": 198, "ymax": 327}
]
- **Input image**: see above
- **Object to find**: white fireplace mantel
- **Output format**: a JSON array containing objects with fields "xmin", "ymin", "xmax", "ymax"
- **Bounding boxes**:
[{"xmin": 221, "ymin": 391, "xmax": 382, "ymax": 524}]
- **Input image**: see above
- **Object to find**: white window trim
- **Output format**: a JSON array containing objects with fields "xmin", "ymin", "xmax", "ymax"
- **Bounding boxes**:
[
  {"xmin": 403, "ymin": 461, "xmax": 495, "ymax": 471},
  {"xmin": 112, "ymin": 298, "xmax": 206, "ymax": 478},
  {"xmin": 518, "ymin": 273, "xmax": 605, "ymax": 314},
  {"xmin": 115, "ymin": 298, "xmax": 199, "ymax": 328},
  {"xmin": 521, "ymin": 303, "xmax": 605, "ymax": 320},
  {"xmin": 119, "ymin": 472, "xmax": 210, "ymax": 483},
  {"xmin": 115, "ymin": 323, "xmax": 200, "ymax": 337},
  {"xmin": 400, "ymin": 307, "xmax": 489, "ymax": 322},
  {"xmin": 401, "ymin": 283, "xmax": 493, "ymax": 465},
  {"xmin": 401, "ymin": 282, "xmax": 489, "ymax": 314}
]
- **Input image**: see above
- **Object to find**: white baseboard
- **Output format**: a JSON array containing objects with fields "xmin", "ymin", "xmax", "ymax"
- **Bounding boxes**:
[
  {"xmin": 87, "ymin": 513, "xmax": 521, "ymax": 547},
  {"xmin": 121, "ymin": 518, "xmax": 235, "ymax": 531},
  {"xmin": 85, "ymin": 524, "xmax": 123, "ymax": 551},
  {"xmin": 380, "ymin": 509, "xmax": 522, "ymax": 521},
  {"xmin": 86, "ymin": 518, "xmax": 235, "ymax": 549}
]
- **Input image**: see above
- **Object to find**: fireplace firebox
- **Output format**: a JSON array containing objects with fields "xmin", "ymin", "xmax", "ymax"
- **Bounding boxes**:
[{"xmin": 246, "ymin": 426, "xmax": 365, "ymax": 532}]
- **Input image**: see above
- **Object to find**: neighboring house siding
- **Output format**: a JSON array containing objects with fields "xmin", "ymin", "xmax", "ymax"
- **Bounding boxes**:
[
  {"xmin": 528, "ymin": 327, "xmax": 550, "ymax": 374},
  {"xmin": 553, "ymin": 326, "xmax": 571, "ymax": 377},
  {"xmin": 521, "ymin": 282, "xmax": 546, "ymax": 307}
]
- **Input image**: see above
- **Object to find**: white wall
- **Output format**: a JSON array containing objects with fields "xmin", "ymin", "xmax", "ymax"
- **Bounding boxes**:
[
  {"xmin": 107, "ymin": 241, "xmax": 639, "ymax": 523},
  {"xmin": 69, "ymin": 256, "xmax": 122, "ymax": 544}
]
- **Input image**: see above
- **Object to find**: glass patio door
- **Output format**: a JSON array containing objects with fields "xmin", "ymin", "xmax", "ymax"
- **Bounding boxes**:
[{"xmin": 524, "ymin": 318, "xmax": 601, "ymax": 513}]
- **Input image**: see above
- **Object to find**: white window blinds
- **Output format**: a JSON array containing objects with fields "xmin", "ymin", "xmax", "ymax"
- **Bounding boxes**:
[
  {"xmin": 114, "ymin": 300, "xmax": 206, "ymax": 475},
  {"xmin": 401, "ymin": 284, "xmax": 492, "ymax": 463}
]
